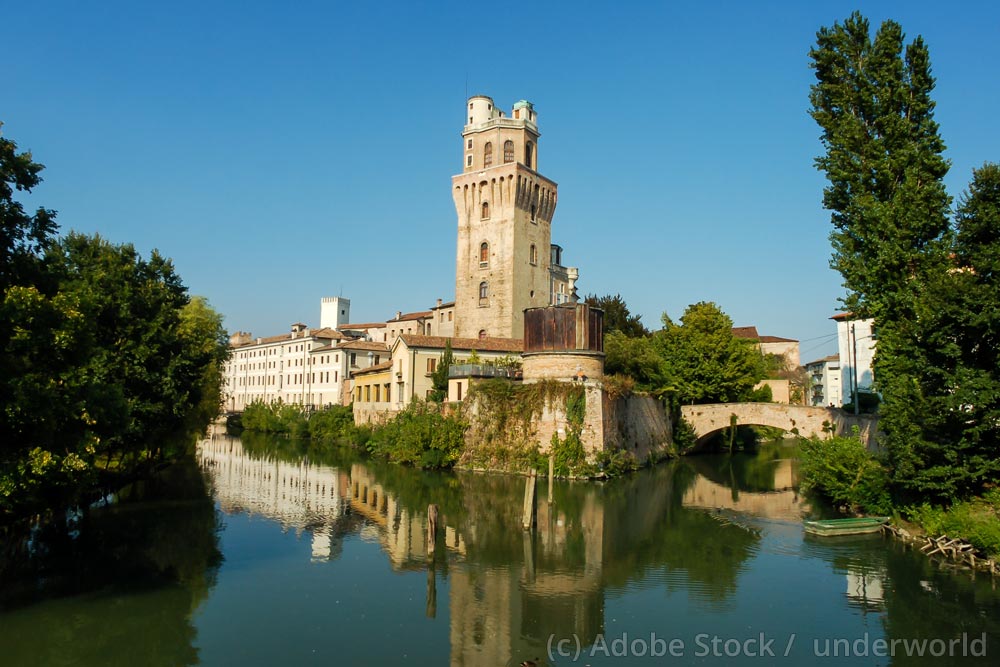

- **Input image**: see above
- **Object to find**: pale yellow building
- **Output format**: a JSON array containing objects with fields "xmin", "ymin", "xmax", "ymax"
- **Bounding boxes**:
[
  {"xmin": 452, "ymin": 96, "xmax": 577, "ymax": 340},
  {"xmin": 387, "ymin": 334, "xmax": 523, "ymax": 406}
]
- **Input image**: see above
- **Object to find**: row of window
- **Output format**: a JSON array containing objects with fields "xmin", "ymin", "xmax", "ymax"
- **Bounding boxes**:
[
  {"xmin": 237, "ymin": 371, "xmax": 343, "ymax": 387},
  {"xmin": 237, "ymin": 343, "xmax": 311, "ymax": 359},
  {"xmin": 477, "ymin": 242, "xmax": 537, "ymax": 266},
  {"xmin": 479, "ymin": 202, "xmax": 538, "ymax": 222},
  {"xmin": 465, "ymin": 140, "xmax": 533, "ymax": 168}
]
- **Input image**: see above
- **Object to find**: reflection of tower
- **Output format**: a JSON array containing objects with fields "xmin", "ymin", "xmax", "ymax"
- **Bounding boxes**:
[
  {"xmin": 846, "ymin": 566, "xmax": 885, "ymax": 610},
  {"xmin": 453, "ymin": 96, "xmax": 557, "ymax": 339},
  {"xmin": 448, "ymin": 488, "xmax": 605, "ymax": 666}
]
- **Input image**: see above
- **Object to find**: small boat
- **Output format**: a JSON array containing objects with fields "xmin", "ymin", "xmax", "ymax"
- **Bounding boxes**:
[{"xmin": 803, "ymin": 516, "xmax": 890, "ymax": 537}]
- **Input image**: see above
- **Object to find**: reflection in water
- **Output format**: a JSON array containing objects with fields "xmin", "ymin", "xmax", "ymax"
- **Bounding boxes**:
[
  {"xmin": 0, "ymin": 460, "xmax": 223, "ymax": 666},
  {"xmin": 197, "ymin": 436, "xmax": 769, "ymax": 664},
  {"xmin": 3, "ymin": 434, "xmax": 1000, "ymax": 666}
]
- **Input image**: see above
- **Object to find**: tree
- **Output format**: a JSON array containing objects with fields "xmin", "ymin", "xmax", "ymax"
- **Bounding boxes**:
[
  {"xmin": 0, "ymin": 126, "xmax": 58, "ymax": 290},
  {"xmin": 584, "ymin": 293, "xmax": 649, "ymax": 338},
  {"xmin": 895, "ymin": 164, "xmax": 1000, "ymax": 499},
  {"xmin": 429, "ymin": 339, "xmax": 453, "ymax": 402},
  {"xmin": 604, "ymin": 330, "xmax": 662, "ymax": 391},
  {"xmin": 809, "ymin": 12, "xmax": 952, "ymax": 322},
  {"xmin": 809, "ymin": 13, "xmax": 957, "ymax": 500},
  {"xmin": 653, "ymin": 302, "xmax": 765, "ymax": 405},
  {"xmin": 1, "ymin": 124, "xmax": 229, "ymax": 515}
]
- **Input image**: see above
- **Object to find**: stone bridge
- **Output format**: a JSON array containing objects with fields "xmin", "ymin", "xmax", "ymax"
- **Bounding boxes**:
[{"xmin": 679, "ymin": 403, "xmax": 878, "ymax": 448}]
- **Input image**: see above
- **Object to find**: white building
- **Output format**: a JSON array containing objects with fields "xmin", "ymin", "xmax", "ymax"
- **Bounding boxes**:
[
  {"xmin": 832, "ymin": 313, "xmax": 877, "ymax": 405},
  {"xmin": 805, "ymin": 354, "xmax": 842, "ymax": 407}
]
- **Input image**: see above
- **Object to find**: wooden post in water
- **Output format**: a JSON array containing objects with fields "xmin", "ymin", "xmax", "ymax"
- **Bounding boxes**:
[
  {"xmin": 427, "ymin": 504, "xmax": 439, "ymax": 554},
  {"xmin": 522, "ymin": 470, "xmax": 537, "ymax": 530},
  {"xmin": 548, "ymin": 455, "xmax": 554, "ymax": 504}
]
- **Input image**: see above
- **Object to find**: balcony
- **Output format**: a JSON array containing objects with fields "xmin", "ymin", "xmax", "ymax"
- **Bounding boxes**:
[{"xmin": 448, "ymin": 364, "xmax": 522, "ymax": 380}]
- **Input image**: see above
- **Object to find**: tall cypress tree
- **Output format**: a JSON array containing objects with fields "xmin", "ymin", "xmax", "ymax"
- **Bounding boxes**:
[{"xmin": 809, "ymin": 13, "xmax": 956, "ymax": 501}]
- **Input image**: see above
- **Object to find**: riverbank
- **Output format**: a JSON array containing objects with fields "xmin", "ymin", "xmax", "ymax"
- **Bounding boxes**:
[
  {"xmin": 798, "ymin": 430, "xmax": 1000, "ymax": 573},
  {"xmin": 235, "ymin": 395, "xmax": 670, "ymax": 480}
]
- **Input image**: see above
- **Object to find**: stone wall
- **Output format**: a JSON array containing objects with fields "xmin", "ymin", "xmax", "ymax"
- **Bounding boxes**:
[
  {"xmin": 500, "ymin": 382, "xmax": 673, "ymax": 463},
  {"xmin": 601, "ymin": 394, "xmax": 673, "ymax": 462},
  {"xmin": 353, "ymin": 403, "xmax": 399, "ymax": 426}
]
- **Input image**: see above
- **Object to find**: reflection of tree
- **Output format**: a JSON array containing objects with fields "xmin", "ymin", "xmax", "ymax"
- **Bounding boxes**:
[
  {"xmin": 600, "ymin": 463, "xmax": 760, "ymax": 607},
  {"xmin": 879, "ymin": 544, "xmax": 1000, "ymax": 665},
  {"xmin": 0, "ymin": 458, "xmax": 222, "ymax": 665},
  {"xmin": 684, "ymin": 442, "xmax": 800, "ymax": 493}
]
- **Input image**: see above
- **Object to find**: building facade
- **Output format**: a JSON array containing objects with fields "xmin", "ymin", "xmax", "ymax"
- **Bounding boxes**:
[
  {"xmin": 452, "ymin": 96, "xmax": 577, "ymax": 340},
  {"xmin": 833, "ymin": 313, "xmax": 877, "ymax": 404},
  {"xmin": 805, "ymin": 354, "xmax": 842, "ymax": 407}
]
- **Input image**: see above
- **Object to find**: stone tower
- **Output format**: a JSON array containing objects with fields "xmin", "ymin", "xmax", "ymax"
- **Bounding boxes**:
[{"xmin": 453, "ymin": 96, "xmax": 558, "ymax": 340}]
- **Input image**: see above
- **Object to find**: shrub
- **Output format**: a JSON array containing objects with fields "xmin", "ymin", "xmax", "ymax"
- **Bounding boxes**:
[
  {"xmin": 799, "ymin": 431, "xmax": 892, "ymax": 514},
  {"xmin": 307, "ymin": 405, "xmax": 357, "ymax": 441},
  {"xmin": 908, "ymin": 490, "xmax": 1000, "ymax": 559},
  {"xmin": 671, "ymin": 415, "xmax": 698, "ymax": 453},
  {"xmin": 365, "ymin": 401, "xmax": 466, "ymax": 469},
  {"xmin": 240, "ymin": 400, "xmax": 307, "ymax": 434}
]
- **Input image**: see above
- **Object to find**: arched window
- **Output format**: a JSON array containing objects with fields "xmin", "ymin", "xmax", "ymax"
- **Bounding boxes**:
[
  {"xmin": 479, "ymin": 281, "xmax": 488, "ymax": 301},
  {"xmin": 481, "ymin": 201, "xmax": 490, "ymax": 219},
  {"xmin": 525, "ymin": 141, "xmax": 534, "ymax": 169},
  {"xmin": 479, "ymin": 242, "xmax": 489, "ymax": 266},
  {"xmin": 484, "ymin": 142, "xmax": 493, "ymax": 168},
  {"xmin": 529, "ymin": 244, "xmax": 537, "ymax": 265},
  {"xmin": 478, "ymin": 329, "xmax": 487, "ymax": 340},
  {"xmin": 503, "ymin": 140, "xmax": 514, "ymax": 163}
]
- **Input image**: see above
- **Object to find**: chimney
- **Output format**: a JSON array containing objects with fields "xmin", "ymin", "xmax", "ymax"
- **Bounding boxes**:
[
  {"xmin": 436, "ymin": 298, "xmax": 443, "ymax": 308},
  {"xmin": 395, "ymin": 311, "xmax": 402, "ymax": 320}
]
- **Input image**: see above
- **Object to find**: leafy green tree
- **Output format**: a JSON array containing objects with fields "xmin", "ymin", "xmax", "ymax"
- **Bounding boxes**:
[
  {"xmin": 584, "ymin": 293, "xmax": 649, "ymax": 337},
  {"xmin": 653, "ymin": 302, "xmax": 765, "ymax": 405},
  {"xmin": 809, "ymin": 13, "xmax": 957, "ymax": 500},
  {"xmin": 603, "ymin": 330, "xmax": 661, "ymax": 391},
  {"xmin": 0, "ymin": 126, "xmax": 58, "ymax": 289},
  {"xmin": 894, "ymin": 164, "xmax": 1000, "ymax": 499},
  {"xmin": 1, "ymin": 125, "xmax": 229, "ymax": 515}
]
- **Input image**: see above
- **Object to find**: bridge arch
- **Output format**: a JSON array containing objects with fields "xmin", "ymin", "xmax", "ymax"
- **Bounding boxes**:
[{"xmin": 679, "ymin": 403, "xmax": 878, "ymax": 447}]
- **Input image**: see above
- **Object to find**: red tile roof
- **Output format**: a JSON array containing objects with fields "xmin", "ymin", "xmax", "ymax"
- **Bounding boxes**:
[
  {"xmin": 731, "ymin": 326, "xmax": 760, "ymax": 339},
  {"xmin": 336, "ymin": 340, "xmax": 390, "ymax": 352},
  {"xmin": 351, "ymin": 360, "xmax": 393, "ymax": 377},
  {"xmin": 396, "ymin": 334, "xmax": 524, "ymax": 353},
  {"xmin": 230, "ymin": 327, "xmax": 345, "ymax": 348},
  {"xmin": 759, "ymin": 335, "xmax": 798, "ymax": 343},
  {"xmin": 390, "ymin": 310, "xmax": 433, "ymax": 322}
]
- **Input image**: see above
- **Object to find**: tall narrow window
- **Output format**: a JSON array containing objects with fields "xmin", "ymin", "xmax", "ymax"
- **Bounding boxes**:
[
  {"xmin": 479, "ymin": 241, "xmax": 489, "ymax": 266},
  {"xmin": 525, "ymin": 141, "xmax": 534, "ymax": 169},
  {"xmin": 479, "ymin": 281, "xmax": 489, "ymax": 302},
  {"xmin": 481, "ymin": 201, "xmax": 490, "ymax": 219},
  {"xmin": 530, "ymin": 244, "xmax": 537, "ymax": 265},
  {"xmin": 484, "ymin": 142, "xmax": 493, "ymax": 167},
  {"xmin": 504, "ymin": 140, "xmax": 514, "ymax": 163}
]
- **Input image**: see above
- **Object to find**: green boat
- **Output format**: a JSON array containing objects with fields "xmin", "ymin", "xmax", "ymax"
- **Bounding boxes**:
[{"xmin": 803, "ymin": 517, "xmax": 890, "ymax": 536}]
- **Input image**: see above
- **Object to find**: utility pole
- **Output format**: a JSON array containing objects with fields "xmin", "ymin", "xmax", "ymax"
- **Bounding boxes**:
[{"xmin": 851, "ymin": 322, "xmax": 860, "ymax": 416}]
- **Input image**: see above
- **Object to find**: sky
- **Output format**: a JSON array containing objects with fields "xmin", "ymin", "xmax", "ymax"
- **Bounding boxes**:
[{"xmin": 5, "ymin": 0, "xmax": 999, "ymax": 362}]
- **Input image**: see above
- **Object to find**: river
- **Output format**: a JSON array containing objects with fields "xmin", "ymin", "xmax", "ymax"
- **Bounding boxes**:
[{"xmin": 1, "ymin": 433, "xmax": 998, "ymax": 665}]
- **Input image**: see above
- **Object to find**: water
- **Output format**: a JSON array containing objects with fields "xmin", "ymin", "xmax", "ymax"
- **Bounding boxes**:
[{"xmin": 2, "ymin": 434, "xmax": 998, "ymax": 665}]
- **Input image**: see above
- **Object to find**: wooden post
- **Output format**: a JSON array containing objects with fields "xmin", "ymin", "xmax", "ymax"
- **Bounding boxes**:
[
  {"xmin": 548, "ymin": 455, "xmax": 554, "ymax": 504},
  {"xmin": 427, "ymin": 504, "xmax": 439, "ymax": 554},
  {"xmin": 522, "ymin": 470, "xmax": 537, "ymax": 530}
]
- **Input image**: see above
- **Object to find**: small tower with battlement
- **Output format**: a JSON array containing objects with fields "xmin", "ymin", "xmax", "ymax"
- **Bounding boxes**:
[
  {"xmin": 453, "ymin": 96, "xmax": 557, "ymax": 339},
  {"xmin": 320, "ymin": 296, "xmax": 350, "ymax": 329}
]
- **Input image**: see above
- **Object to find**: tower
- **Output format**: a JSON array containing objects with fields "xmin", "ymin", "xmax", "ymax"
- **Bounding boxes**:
[
  {"xmin": 453, "ymin": 96, "xmax": 558, "ymax": 340},
  {"xmin": 320, "ymin": 296, "xmax": 351, "ymax": 329}
]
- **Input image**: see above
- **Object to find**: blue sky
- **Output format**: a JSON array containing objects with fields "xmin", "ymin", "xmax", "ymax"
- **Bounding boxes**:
[{"xmin": 5, "ymin": 1, "xmax": 998, "ymax": 361}]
